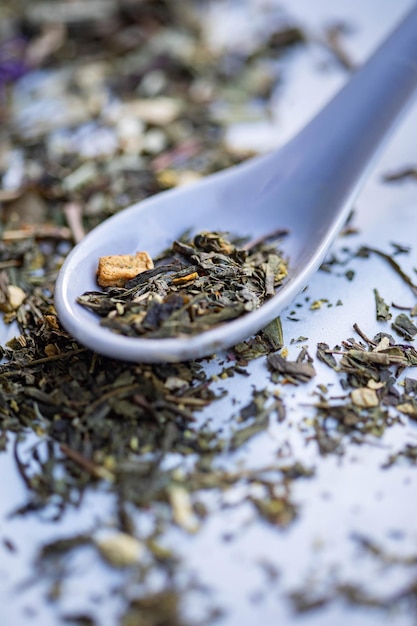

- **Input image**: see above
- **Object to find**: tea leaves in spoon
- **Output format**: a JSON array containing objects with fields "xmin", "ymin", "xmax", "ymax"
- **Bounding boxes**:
[{"xmin": 77, "ymin": 230, "xmax": 288, "ymax": 339}]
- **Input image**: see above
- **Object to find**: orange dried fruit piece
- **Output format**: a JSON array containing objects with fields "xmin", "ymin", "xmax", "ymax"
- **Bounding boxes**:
[
  {"xmin": 172, "ymin": 272, "xmax": 199, "ymax": 285},
  {"xmin": 97, "ymin": 252, "xmax": 154, "ymax": 287}
]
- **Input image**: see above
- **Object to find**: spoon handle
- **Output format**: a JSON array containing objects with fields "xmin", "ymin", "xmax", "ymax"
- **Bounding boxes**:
[{"xmin": 268, "ymin": 6, "xmax": 417, "ymax": 221}]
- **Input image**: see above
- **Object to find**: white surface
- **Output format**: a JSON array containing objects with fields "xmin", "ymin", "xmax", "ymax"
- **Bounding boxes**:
[{"xmin": 1, "ymin": 1, "xmax": 417, "ymax": 624}]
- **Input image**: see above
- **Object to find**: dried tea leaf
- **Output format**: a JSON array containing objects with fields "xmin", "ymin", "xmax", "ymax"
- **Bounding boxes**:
[
  {"xmin": 383, "ymin": 444, "xmax": 417, "ymax": 468},
  {"xmin": 404, "ymin": 377, "xmax": 417, "ymax": 394},
  {"xmin": 261, "ymin": 316, "xmax": 283, "ymax": 350},
  {"xmin": 251, "ymin": 495, "xmax": 297, "ymax": 527},
  {"xmin": 78, "ymin": 230, "xmax": 288, "ymax": 339},
  {"xmin": 373, "ymin": 289, "xmax": 391, "ymax": 321},
  {"xmin": 382, "ymin": 167, "xmax": 417, "ymax": 182},
  {"xmin": 233, "ymin": 334, "xmax": 272, "ymax": 361},
  {"xmin": 121, "ymin": 590, "xmax": 189, "ymax": 626},
  {"xmin": 38, "ymin": 534, "xmax": 92, "ymax": 561},
  {"xmin": 268, "ymin": 353, "xmax": 316, "ymax": 383},
  {"xmin": 230, "ymin": 412, "xmax": 269, "ymax": 451},
  {"xmin": 391, "ymin": 313, "xmax": 417, "ymax": 340},
  {"xmin": 316, "ymin": 342, "xmax": 338, "ymax": 369}
]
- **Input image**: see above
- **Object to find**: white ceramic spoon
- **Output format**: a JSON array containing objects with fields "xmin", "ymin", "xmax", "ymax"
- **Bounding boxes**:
[{"xmin": 55, "ymin": 7, "xmax": 417, "ymax": 363}]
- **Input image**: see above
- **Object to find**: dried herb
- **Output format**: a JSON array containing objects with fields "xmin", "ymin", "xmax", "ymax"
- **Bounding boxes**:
[
  {"xmin": 38, "ymin": 534, "xmax": 93, "ymax": 561},
  {"xmin": 121, "ymin": 589, "xmax": 194, "ymax": 626},
  {"xmin": 316, "ymin": 342, "xmax": 338, "ymax": 369},
  {"xmin": 373, "ymin": 288, "xmax": 392, "ymax": 321},
  {"xmin": 251, "ymin": 493, "xmax": 297, "ymax": 527},
  {"xmin": 289, "ymin": 589, "xmax": 330, "ymax": 613},
  {"xmin": 359, "ymin": 246, "xmax": 417, "ymax": 296},
  {"xmin": 382, "ymin": 167, "xmax": 417, "ymax": 182},
  {"xmin": 61, "ymin": 615, "xmax": 96, "ymax": 626},
  {"xmin": 382, "ymin": 443, "xmax": 417, "ymax": 468},
  {"xmin": 323, "ymin": 22, "xmax": 356, "ymax": 71},
  {"xmin": 78, "ymin": 230, "xmax": 288, "ymax": 338},
  {"xmin": 261, "ymin": 316, "xmax": 284, "ymax": 351},
  {"xmin": 268, "ymin": 350, "xmax": 316, "ymax": 384},
  {"xmin": 230, "ymin": 389, "xmax": 284, "ymax": 450},
  {"xmin": 233, "ymin": 331, "xmax": 279, "ymax": 362},
  {"xmin": 391, "ymin": 313, "xmax": 417, "ymax": 340},
  {"xmin": 308, "ymin": 325, "xmax": 417, "ymax": 455},
  {"xmin": 290, "ymin": 532, "xmax": 417, "ymax": 614},
  {"xmin": 1, "ymin": 0, "xmax": 417, "ymax": 623}
]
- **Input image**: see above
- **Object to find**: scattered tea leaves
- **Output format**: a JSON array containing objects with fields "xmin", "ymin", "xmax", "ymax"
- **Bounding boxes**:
[
  {"xmin": 382, "ymin": 167, "xmax": 417, "ymax": 182},
  {"xmin": 316, "ymin": 342, "xmax": 338, "ymax": 370},
  {"xmin": 360, "ymin": 246, "xmax": 417, "ymax": 296},
  {"xmin": 391, "ymin": 313, "xmax": 417, "ymax": 340},
  {"xmin": 382, "ymin": 443, "xmax": 417, "ymax": 468},
  {"xmin": 1, "ymin": 1, "xmax": 417, "ymax": 624},
  {"xmin": 268, "ymin": 352, "xmax": 316, "ymax": 384}
]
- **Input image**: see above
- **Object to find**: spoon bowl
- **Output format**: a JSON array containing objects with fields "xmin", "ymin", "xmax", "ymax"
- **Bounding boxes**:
[{"xmin": 55, "ymin": 7, "xmax": 417, "ymax": 362}]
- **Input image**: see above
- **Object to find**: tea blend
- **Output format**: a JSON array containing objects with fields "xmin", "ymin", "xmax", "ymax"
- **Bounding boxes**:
[
  {"xmin": 1, "ymin": 0, "xmax": 417, "ymax": 623},
  {"xmin": 78, "ymin": 229, "xmax": 288, "ymax": 338}
]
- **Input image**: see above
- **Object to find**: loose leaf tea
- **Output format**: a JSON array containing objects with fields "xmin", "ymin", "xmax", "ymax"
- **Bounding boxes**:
[
  {"xmin": 78, "ymin": 230, "xmax": 288, "ymax": 338},
  {"xmin": 373, "ymin": 288, "xmax": 392, "ymax": 321},
  {"xmin": 308, "ymin": 325, "xmax": 417, "ymax": 456},
  {"xmin": 290, "ymin": 530, "xmax": 417, "ymax": 614},
  {"xmin": 1, "ymin": 0, "xmax": 417, "ymax": 623}
]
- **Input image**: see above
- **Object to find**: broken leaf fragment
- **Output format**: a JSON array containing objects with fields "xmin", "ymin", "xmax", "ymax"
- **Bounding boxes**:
[
  {"xmin": 268, "ymin": 353, "xmax": 316, "ymax": 384},
  {"xmin": 121, "ymin": 589, "xmax": 190, "ymax": 626},
  {"xmin": 230, "ymin": 412, "xmax": 269, "ymax": 450},
  {"xmin": 374, "ymin": 289, "xmax": 391, "ymax": 321},
  {"xmin": 79, "ymin": 229, "xmax": 289, "ymax": 338},
  {"xmin": 316, "ymin": 342, "xmax": 338, "ymax": 369},
  {"xmin": 261, "ymin": 316, "xmax": 283, "ymax": 350},
  {"xmin": 391, "ymin": 313, "xmax": 417, "ymax": 340},
  {"xmin": 251, "ymin": 495, "xmax": 297, "ymax": 527}
]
